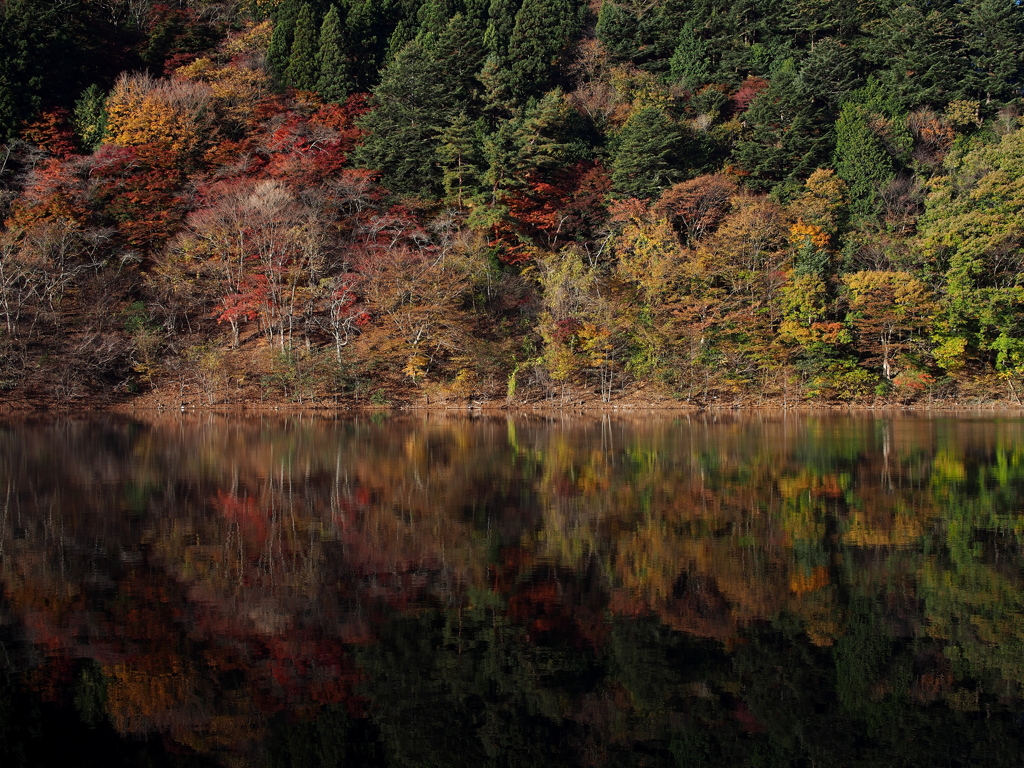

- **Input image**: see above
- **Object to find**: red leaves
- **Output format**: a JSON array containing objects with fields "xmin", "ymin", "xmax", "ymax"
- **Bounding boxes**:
[
  {"xmin": 654, "ymin": 174, "xmax": 739, "ymax": 243},
  {"xmin": 218, "ymin": 274, "xmax": 270, "ymax": 326},
  {"xmin": 89, "ymin": 144, "xmax": 188, "ymax": 249},
  {"xmin": 21, "ymin": 109, "xmax": 78, "ymax": 159},
  {"xmin": 505, "ymin": 161, "xmax": 611, "ymax": 250},
  {"xmin": 731, "ymin": 76, "xmax": 769, "ymax": 114},
  {"xmin": 5, "ymin": 157, "xmax": 87, "ymax": 229}
]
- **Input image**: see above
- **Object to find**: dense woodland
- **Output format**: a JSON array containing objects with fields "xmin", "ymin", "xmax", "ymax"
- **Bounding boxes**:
[{"xmin": 3, "ymin": 0, "xmax": 1024, "ymax": 406}]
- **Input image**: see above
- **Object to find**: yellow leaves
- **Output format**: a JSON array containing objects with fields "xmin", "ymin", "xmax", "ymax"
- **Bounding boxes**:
[
  {"xmin": 403, "ymin": 353, "xmax": 430, "ymax": 381},
  {"xmin": 843, "ymin": 270, "xmax": 937, "ymax": 318},
  {"xmin": 788, "ymin": 220, "xmax": 830, "ymax": 250},
  {"xmin": 176, "ymin": 55, "xmax": 270, "ymax": 135},
  {"xmin": 792, "ymin": 169, "xmax": 848, "ymax": 236},
  {"xmin": 609, "ymin": 66, "xmax": 672, "ymax": 124},
  {"xmin": 579, "ymin": 322, "xmax": 613, "ymax": 367},
  {"xmin": 789, "ymin": 566, "xmax": 830, "ymax": 595},
  {"xmin": 613, "ymin": 216, "xmax": 682, "ymax": 301},
  {"xmin": 105, "ymin": 73, "xmax": 212, "ymax": 157}
]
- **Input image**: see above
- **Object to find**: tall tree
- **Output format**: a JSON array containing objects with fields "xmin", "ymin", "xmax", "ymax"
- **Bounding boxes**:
[
  {"xmin": 732, "ymin": 58, "xmax": 832, "ymax": 194},
  {"xmin": 317, "ymin": 5, "xmax": 353, "ymax": 102},
  {"xmin": 356, "ymin": 14, "xmax": 486, "ymax": 196},
  {"xmin": 503, "ymin": 0, "xmax": 581, "ymax": 101},
  {"xmin": 962, "ymin": 0, "xmax": 1024, "ymax": 105},
  {"xmin": 285, "ymin": 3, "xmax": 320, "ymax": 91},
  {"xmin": 267, "ymin": 0, "xmax": 300, "ymax": 87},
  {"xmin": 832, "ymin": 103, "xmax": 895, "ymax": 221},
  {"xmin": 483, "ymin": 0, "xmax": 521, "ymax": 57},
  {"xmin": 611, "ymin": 106, "xmax": 688, "ymax": 199}
]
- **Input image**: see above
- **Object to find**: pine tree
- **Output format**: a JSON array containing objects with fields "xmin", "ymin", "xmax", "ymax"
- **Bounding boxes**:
[
  {"xmin": 483, "ymin": 0, "xmax": 521, "ymax": 57},
  {"xmin": 437, "ymin": 112, "xmax": 485, "ymax": 206},
  {"xmin": 72, "ymin": 84, "xmax": 107, "ymax": 151},
  {"xmin": 963, "ymin": 0, "xmax": 1024, "ymax": 105},
  {"xmin": 669, "ymin": 21, "xmax": 711, "ymax": 89},
  {"xmin": 611, "ymin": 106, "xmax": 687, "ymax": 199},
  {"xmin": 317, "ymin": 5, "xmax": 353, "ymax": 102},
  {"xmin": 832, "ymin": 103, "xmax": 894, "ymax": 220},
  {"xmin": 595, "ymin": 1, "xmax": 639, "ymax": 63},
  {"xmin": 731, "ymin": 58, "xmax": 832, "ymax": 194},
  {"xmin": 267, "ymin": 0, "xmax": 300, "ymax": 87},
  {"xmin": 356, "ymin": 15, "xmax": 486, "ymax": 196},
  {"xmin": 285, "ymin": 3, "xmax": 320, "ymax": 91},
  {"xmin": 504, "ymin": 0, "xmax": 582, "ymax": 101}
]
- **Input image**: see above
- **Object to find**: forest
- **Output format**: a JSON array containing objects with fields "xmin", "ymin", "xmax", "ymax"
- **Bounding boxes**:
[{"xmin": 2, "ymin": 0, "xmax": 1024, "ymax": 407}]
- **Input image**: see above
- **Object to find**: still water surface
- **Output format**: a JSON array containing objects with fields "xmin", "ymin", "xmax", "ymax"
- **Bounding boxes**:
[{"xmin": 1, "ymin": 413, "xmax": 1024, "ymax": 766}]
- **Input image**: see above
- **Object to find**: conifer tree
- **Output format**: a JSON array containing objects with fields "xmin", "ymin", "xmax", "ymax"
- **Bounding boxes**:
[
  {"xmin": 669, "ymin": 21, "xmax": 711, "ymax": 90},
  {"xmin": 72, "ymin": 84, "xmax": 107, "ymax": 151},
  {"xmin": 356, "ymin": 15, "xmax": 486, "ymax": 196},
  {"xmin": 595, "ymin": 1, "xmax": 638, "ymax": 63},
  {"xmin": 437, "ymin": 112, "xmax": 485, "ymax": 206},
  {"xmin": 317, "ymin": 5, "xmax": 353, "ymax": 102},
  {"xmin": 732, "ymin": 58, "xmax": 832, "ymax": 193},
  {"xmin": 832, "ymin": 103, "xmax": 895, "ymax": 221},
  {"xmin": 611, "ymin": 106, "xmax": 687, "ymax": 199},
  {"xmin": 504, "ymin": 0, "xmax": 581, "ymax": 101},
  {"xmin": 483, "ymin": 0, "xmax": 521, "ymax": 57},
  {"xmin": 963, "ymin": 0, "xmax": 1024, "ymax": 105},
  {"xmin": 285, "ymin": 3, "xmax": 320, "ymax": 91},
  {"xmin": 267, "ymin": 0, "xmax": 300, "ymax": 87}
]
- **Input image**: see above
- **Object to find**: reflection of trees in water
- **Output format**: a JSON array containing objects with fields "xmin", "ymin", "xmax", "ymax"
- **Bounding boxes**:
[{"xmin": 0, "ymin": 414, "xmax": 1024, "ymax": 763}]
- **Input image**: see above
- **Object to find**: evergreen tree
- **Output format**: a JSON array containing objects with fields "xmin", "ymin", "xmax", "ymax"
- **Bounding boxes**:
[
  {"xmin": 267, "ymin": 0, "xmax": 300, "ymax": 87},
  {"xmin": 797, "ymin": 37, "xmax": 863, "ymax": 112},
  {"xmin": 72, "ymin": 84, "xmax": 107, "ymax": 151},
  {"xmin": 611, "ymin": 105, "xmax": 687, "ymax": 199},
  {"xmin": 0, "ymin": 0, "xmax": 95, "ymax": 140},
  {"xmin": 832, "ymin": 103, "xmax": 894, "ymax": 220},
  {"xmin": 963, "ymin": 0, "xmax": 1024, "ymax": 105},
  {"xmin": 285, "ymin": 3, "xmax": 320, "ymax": 91},
  {"xmin": 595, "ymin": 1, "xmax": 639, "ymax": 63},
  {"xmin": 437, "ymin": 112, "xmax": 485, "ymax": 206},
  {"xmin": 732, "ymin": 58, "xmax": 832, "ymax": 194},
  {"xmin": 669, "ymin": 22, "xmax": 712, "ymax": 90},
  {"xmin": 503, "ymin": 0, "xmax": 581, "ymax": 101},
  {"xmin": 317, "ymin": 5, "xmax": 353, "ymax": 102},
  {"xmin": 483, "ymin": 0, "xmax": 521, "ymax": 57},
  {"xmin": 346, "ymin": 0, "xmax": 381, "ymax": 89},
  {"xmin": 356, "ymin": 15, "xmax": 486, "ymax": 196},
  {"xmin": 863, "ymin": 4, "xmax": 969, "ymax": 108},
  {"xmin": 417, "ymin": 0, "xmax": 463, "ymax": 36}
]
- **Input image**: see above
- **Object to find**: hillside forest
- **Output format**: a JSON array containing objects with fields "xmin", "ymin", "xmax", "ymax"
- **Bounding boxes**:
[{"xmin": 3, "ymin": 0, "xmax": 1024, "ymax": 407}]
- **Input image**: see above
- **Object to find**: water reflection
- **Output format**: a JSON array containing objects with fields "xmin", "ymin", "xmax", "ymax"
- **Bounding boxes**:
[{"xmin": 0, "ymin": 412, "xmax": 1023, "ymax": 765}]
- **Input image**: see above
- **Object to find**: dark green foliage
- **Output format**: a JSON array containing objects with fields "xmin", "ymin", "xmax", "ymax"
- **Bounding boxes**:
[
  {"xmin": 833, "ymin": 103, "xmax": 895, "ymax": 220},
  {"xmin": 611, "ymin": 106, "xmax": 688, "ymax": 199},
  {"xmin": 732, "ymin": 59, "xmax": 833, "ymax": 194},
  {"xmin": 317, "ymin": 5, "xmax": 353, "ymax": 102},
  {"xmin": 356, "ymin": 14, "xmax": 486, "ymax": 196},
  {"xmin": 798, "ymin": 37, "xmax": 863, "ymax": 111},
  {"xmin": 483, "ymin": 0, "xmax": 521, "ymax": 57},
  {"xmin": 963, "ymin": 0, "xmax": 1024, "ymax": 105},
  {"xmin": 0, "ymin": 0, "xmax": 111, "ymax": 141},
  {"xmin": 503, "ymin": 0, "xmax": 582, "ymax": 101},
  {"xmin": 267, "ymin": 0, "xmax": 300, "ymax": 86},
  {"xmin": 285, "ymin": 4, "xmax": 320, "ymax": 91},
  {"xmin": 669, "ymin": 22, "xmax": 712, "ymax": 90},
  {"xmin": 863, "ymin": 5, "xmax": 970, "ymax": 109}
]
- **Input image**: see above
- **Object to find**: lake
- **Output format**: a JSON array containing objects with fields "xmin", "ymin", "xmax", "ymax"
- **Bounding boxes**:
[{"xmin": 1, "ymin": 412, "xmax": 1023, "ymax": 766}]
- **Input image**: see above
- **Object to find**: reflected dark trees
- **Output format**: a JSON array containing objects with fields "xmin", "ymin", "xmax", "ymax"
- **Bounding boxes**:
[{"xmin": 0, "ymin": 413, "xmax": 1023, "ymax": 765}]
